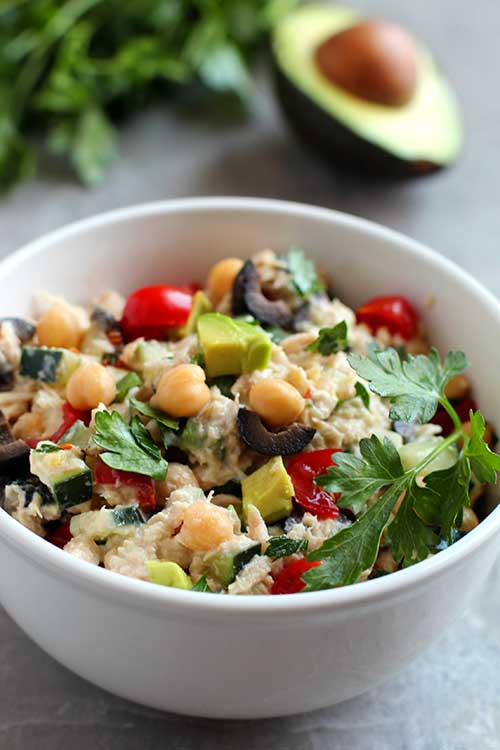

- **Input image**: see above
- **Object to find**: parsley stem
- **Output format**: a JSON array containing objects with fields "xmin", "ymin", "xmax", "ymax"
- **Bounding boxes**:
[
  {"xmin": 408, "ymin": 428, "xmax": 463, "ymax": 478},
  {"xmin": 439, "ymin": 395, "xmax": 463, "ymax": 433}
]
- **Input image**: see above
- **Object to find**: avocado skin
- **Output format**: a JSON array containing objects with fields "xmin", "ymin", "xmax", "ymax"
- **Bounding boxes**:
[{"xmin": 272, "ymin": 63, "xmax": 441, "ymax": 178}]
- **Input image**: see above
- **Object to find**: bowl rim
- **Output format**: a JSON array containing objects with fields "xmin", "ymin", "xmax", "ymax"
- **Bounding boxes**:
[{"xmin": 1, "ymin": 195, "xmax": 499, "ymax": 617}]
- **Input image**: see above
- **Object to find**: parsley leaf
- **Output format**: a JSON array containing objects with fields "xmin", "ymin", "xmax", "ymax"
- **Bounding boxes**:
[
  {"xmin": 463, "ymin": 410, "xmax": 500, "ymax": 483},
  {"xmin": 93, "ymin": 410, "xmax": 167, "ymax": 480},
  {"xmin": 348, "ymin": 347, "xmax": 469, "ymax": 423},
  {"xmin": 387, "ymin": 482, "xmax": 438, "ymax": 566},
  {"xmin": 316, "ymin": 434, "xmax": 406, "ymax": 515},
  {"xmin": 355, "ymin": 381, "xmax": 370, "ymax": 409},
  {"xmin": 286, "ymin": 246, "xmax": 325, "ymax": 298},
  {"xmin": 265, "ymin": 536, "xmax": 308, "ymax": 559},
  {"xmin": 414, "ymin": 459, "xmax": 471, "ymax": 542},
  {"xmin": 115, "ymin": 372, "xmax": 142, "ymax": 403},
  {"xmin": 304, "ymin": 481, "xmax": 407, "ymax": 590},
  {"xmin": 130, "ymin": 398, "xmax": 179, "ymax": 430},
  {"xmin": 306, "ymin": 321, "xmax": 348, "ymax": 355}
]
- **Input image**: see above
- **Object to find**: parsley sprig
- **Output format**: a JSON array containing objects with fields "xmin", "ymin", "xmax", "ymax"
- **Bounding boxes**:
[
  {"xmin": 306, "ymin": 321, "xmax": 348, "ymax": 355},
  {"xmin": 302, "ymin": 347, "xmax": 500, "ymax": 592},
  {"xmin": 93, "ymin": 410, "xmax": 167, "ymax": 480}
]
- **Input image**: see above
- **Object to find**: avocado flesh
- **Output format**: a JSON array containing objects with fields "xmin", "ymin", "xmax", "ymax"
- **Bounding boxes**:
[
  {"xmin": 273, "ymin": 5, "xmax": 462, "ymax": 174},
  {"xmin": 197, "ymin": 313, "xmax": 272, "ymax": 378},
  {"xmin": 242, "ymin": 456, "xmax": 294, "ymax": 524}
]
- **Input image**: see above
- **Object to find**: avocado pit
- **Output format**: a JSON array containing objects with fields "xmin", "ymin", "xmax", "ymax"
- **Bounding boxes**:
[{"xmin": 315, "ymin": 19, "xmax": 418, "ymax": 107}]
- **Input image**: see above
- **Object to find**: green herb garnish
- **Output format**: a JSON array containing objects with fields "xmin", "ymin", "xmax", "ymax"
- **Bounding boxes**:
[
  {"xmin": 192, "ymin": 573, "xmax": 212, "ymax": 592},
  {"xmin": 34, "ymin": 442, "xmax": 62, "ymax": 453},
  {"xmin": 355, "ymin": 381, "xmax": 370, "ymax": 409},
  {"xmin": 210, "ymin": 376, "xmax": 236, "ymax": 399},
  {"xmin": 286, "ymin": 246, "xmax": 325, "ymax": 298},
  {"xmin": 130, "ymin": 398, "xmax": 178, "ymax": 430},
  {"xmin": 265, "ymin": 536, "xmax": 308, "ymax": 559},
  {"xmin": 93, "ymin": 410, "xmax": 167, "ymax": 480},
  {"xmin": 306, "ymin": 321, "xmax": 348, "ymax": 355},
  {"xmin": 115, "ymin": 372, "xmax": 142, "ymax": 403},
  {"xmin": 301, "ymin": 347, "xmax": 500, "ymax": 591},
  {"xmin": 0, "ymin": 0, "xmax": 292, "ymax": 192}
]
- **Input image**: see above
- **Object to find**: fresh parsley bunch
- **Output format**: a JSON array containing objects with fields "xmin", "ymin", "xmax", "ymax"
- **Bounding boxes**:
[
  {"xmin": 302, "ymin": 346, "xmax": 500, "ymax": 591},
  {"xmin": 0, "ymin": 0, "xmax": 296, "ymax": 191}
]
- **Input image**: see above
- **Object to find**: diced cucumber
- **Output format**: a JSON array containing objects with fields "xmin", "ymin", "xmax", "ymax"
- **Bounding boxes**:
[
  {"xmin": 209, "ymin": 541, "xmax": 261, "ymax": 587},
  {"xmin": 70, "ymin": 504, "xmax": 145, "ymax": 540},
  {"xmin": 58, "ymin": 420, "xmax": 92, "ymax": 449},
  {"xmin": 137, "ymin": 341, "xmax": 172, "ymax": 366},
  {"xmin": 20, "ymin": 346, "xmax": 80, "ymax": 384},
  {"xmin": 146, "ymin": 560, "xmax": 192, "ymax": 590},
  {"xmin": 399, "ymin": 437, "xmax": 458, "ymax": 477},
  {"xmin": 30, "ymin": 443, "xmax": 93, "ymax": 508},
  {"xmin": 180, "ymin": 418, "xmax": 207, "ymax": 452}
]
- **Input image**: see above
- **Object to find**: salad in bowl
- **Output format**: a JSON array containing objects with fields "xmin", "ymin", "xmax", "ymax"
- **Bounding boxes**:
[{"xmin": 1, "ymin": 246, "xmax": 498, "ymax": 596}]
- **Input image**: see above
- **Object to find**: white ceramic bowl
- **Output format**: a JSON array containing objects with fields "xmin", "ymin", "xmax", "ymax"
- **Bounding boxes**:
[{"xmin": 0, "ymin": 198, "xmax": 499, "ymax": 719}]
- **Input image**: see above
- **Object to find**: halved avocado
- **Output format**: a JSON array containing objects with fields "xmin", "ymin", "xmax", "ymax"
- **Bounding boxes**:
[{"xmin": 272, "ymin": 5, "xmax": 462, "ymax": 176}]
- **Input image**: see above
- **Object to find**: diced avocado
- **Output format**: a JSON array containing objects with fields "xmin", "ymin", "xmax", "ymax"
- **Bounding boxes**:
[
  {"xmin": 179, "ymin": 291, "xmax": 211, "ymax": 336},
  {"xmin": 197, "ymin": 313, "xmax": 272, "ymax": 378},
  {"xmin": 209, "ymin": 541, "xmax": 262, "ymax": 587},
  {"xmin": 146, "ymin": 560, "xmax": 193, "ymax": 590},
  {"xmin": 20, "ymin": 346, "xmax": 80, "ymax": 384},
  {"xmin": 58, "ymin": 420, "xmax": 92, "ymax": 449},
  {"xmin": 30, "ymin": 444, "xmax": 93, "ymax": 508},
  {"xmin": 70, "ymin": 504, "xmax": 144, "ymax": 540},
  {"xmin": 136, "ymin": 340, "xmax": 172, "ymax": 367},
  {"xmin": 242, "ymin": 456, "xmax": 294, "ymax": 523},
  {"xmin": 399, "ymin": 437, "xmax": 458, "ymax": 477}
]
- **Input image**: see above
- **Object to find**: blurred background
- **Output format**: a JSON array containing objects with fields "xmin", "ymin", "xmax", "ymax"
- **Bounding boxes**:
[{"xmin": 1, "ymin": 1, "xmax": 499, "ymax": 748}]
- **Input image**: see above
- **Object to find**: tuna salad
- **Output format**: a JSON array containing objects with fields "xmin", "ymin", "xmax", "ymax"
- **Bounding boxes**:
[{"xmin": 1, "ymin": 248, "xmax": 499, "ymax": 595}]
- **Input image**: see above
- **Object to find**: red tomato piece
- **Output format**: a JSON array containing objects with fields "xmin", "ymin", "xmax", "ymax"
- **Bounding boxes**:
[
  {"xmin": 26, "ymin": 403, "xmax": 90, "ymax": 448},
  {"xmin": 356, "ymin": 295, "xmax": 418, "ymax": 340},
  {"xmin": 271, "ymin": 559, "xmax": 321, "ymax": 595},
  {"xmin": 287, "ymin": 448, "xmax": 341, "ymax": 519},
  {"xmin": 95, "ymin": 457, "xmax": 156, "ymax": 512},
  {"xmin": 45, "ymin": 521, "xmax": 72, "ymax": 549},
  {"xmin": 50, "ymin": 403, "xmax": 91, "ymax": 444},
  {"xmin": 121, "ymin": 285, "xmax": 193, "ymax": 341}
]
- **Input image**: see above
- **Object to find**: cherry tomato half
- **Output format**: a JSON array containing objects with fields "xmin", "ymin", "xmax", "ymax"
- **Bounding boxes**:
[
  {"xmin": 45, "ymin": 521, "xmax": 72, "ymax": 549},
  {"xmin": 356, "ymin": 295, "xmax": 418, "ymax": 340},
  {"xmin": 121, "ymin": 285, "xmax": 193, "ymax": 341},
  {"xmin": 271, "ymin": 559, "xmax": 321, "ymax": 595},
  {"xmin": 95, "ymin": 457, "xmax": 156, "ymax": 513},
  {"xmin": 287, "ymin": 448, "xmax": 341, "ymax": 519}
]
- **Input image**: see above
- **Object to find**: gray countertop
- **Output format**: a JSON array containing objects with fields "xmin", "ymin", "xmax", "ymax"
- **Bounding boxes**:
[{"xmin": 1, "ymin": 1, "xmax": 500, "ymax": 747}]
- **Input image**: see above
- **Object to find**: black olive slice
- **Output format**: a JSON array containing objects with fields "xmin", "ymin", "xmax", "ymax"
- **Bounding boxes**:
[
  {"xmin": 0, "ymin": 317, "xmax": 36, "ymax": 342},
  {"xmin": 0, "ymin": 410, "xmax": 30, "ymax": 476},
  {"xmin": 232, "ymin": 261, "xmax": 294, "ymax": 329},
  {"xmin": 237, "ymin": 408, "xmax": 315, "ymax": 456}
]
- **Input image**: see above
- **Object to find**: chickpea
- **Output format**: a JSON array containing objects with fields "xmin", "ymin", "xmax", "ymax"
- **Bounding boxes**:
[
  {"xmin": 178, "ymin": 501, "xmax": 234, "ymax": 551},
  {"xmin": 66, "ymin": 362, "xmax": 116, "ymax": 410},
  {"xmin": 152, "ymin": 364, "xmax": 210, "ymax": 417},
  {"xmin": 445, "ymin": 374, "xmax": 469, "ymax": 401},
  {"xmin": 249, "ymin": 378, "xmax": 305, "ymax": 428},
  {"xmin": 207, "ymin": 258, "xmax": 244, "ymax": 306},
  {"xmin": 12, "ymin": 412, "xmax": 44, "ymax": 441},
  {"xmin": 37, "ymin": 303, "xmax": 82, "ymax": 349},
  {"xmin": 460, "ymin": 507, "xmax": 479, "ymax": 532}
]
